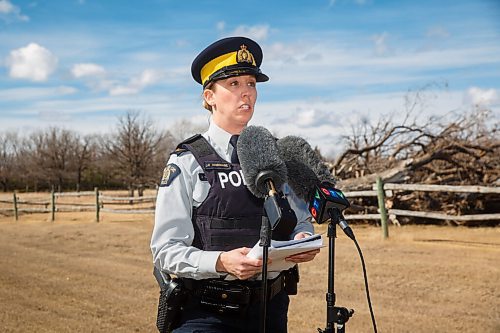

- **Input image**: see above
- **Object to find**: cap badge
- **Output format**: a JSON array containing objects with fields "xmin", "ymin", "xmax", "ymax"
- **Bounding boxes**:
[{"xmin": 237, "ymin": 44, "xmax": 254, "ymax": 64}]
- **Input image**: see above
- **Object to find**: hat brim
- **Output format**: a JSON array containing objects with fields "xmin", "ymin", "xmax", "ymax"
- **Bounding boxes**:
[{"xmin": 203, "ymin": 66, "xmax": 269, "ymax": 88}]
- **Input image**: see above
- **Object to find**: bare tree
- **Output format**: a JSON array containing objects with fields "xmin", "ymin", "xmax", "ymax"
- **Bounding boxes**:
[
  {"xmin": 22, "ymin": 128, "xmax": 80, "ymax": 191},
  {"xmin": 72, "ymin": 134, "xmax": 96, "ymax": 192},
  {"xmin": 0, "ymin": 132, "xmax": 21, "ymax": 192},
  {"xmin": 329, "ymin": 102, "xmax": 499, "ymax": 224},
  {"xmin": 168, "ymin": 118, "xmax": 208, "ymax": 143},
  {"xmin": 48, "ymin": 128, "xmax": 75, "ymax": 190},
  {"xmin": 334, "ymin": 107, "xmax": 498, "ymax": 187},
  {"xmin": 104, "ymin": 111, "xmax": 166, "ymax": 196}
]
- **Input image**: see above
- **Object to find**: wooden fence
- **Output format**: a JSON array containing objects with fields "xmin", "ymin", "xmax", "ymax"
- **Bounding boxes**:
[
  {"xmin": 0, "ymin": 188, "xmax": 156, "ymax": 222},
  {"xmin": 342, "ymin": 178, "xmax": 500, "ymax": 238},
  {"xmin": 1, "ymin": 180, "xmax": 498, "ymax": 238}
]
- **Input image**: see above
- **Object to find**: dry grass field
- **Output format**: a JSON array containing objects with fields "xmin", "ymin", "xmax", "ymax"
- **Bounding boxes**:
[{"xmin": 0, "ymin": 191, "xmax": 499, "ymax": 332}]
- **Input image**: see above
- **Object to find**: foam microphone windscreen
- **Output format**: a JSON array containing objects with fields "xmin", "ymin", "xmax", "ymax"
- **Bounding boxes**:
[
  {"xmin": 277, "ymin": 135, "xmax": 335, "ymax": 184},
  {"xmin": 280, "ymin": 160, "xmax": 319, "ymax": 201},
  {"xmin": 237, "ymin": 126, "xmax": 288, "ymax": 198}
]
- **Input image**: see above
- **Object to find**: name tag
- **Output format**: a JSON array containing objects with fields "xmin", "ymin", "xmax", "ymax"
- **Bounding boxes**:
[{"xmin": 204, "ymin": 161, "xmax": 232, "ymax": 170}]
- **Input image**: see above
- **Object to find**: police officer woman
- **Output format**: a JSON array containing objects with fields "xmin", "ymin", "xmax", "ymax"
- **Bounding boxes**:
[{"xmin": 151, "ymin": 36, "xmax": 319, "ymax": 333}]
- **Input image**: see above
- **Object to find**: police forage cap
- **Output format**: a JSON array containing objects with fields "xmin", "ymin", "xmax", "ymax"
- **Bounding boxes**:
[{"xmin": 191, "ymin": 36, "xmax": 269, "ymax": 88}]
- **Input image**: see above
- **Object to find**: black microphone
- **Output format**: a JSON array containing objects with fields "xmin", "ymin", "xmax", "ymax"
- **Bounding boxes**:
[
  {"xmin": 277, "ymin": 135, "xmax": 354, "ymax": 240},
  {"xmin": 238, "ymin": 126, "xmax": 297, "ymax": 235}
]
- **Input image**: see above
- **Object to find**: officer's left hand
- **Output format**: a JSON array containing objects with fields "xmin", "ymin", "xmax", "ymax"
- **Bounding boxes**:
[{"xmin": 284, "ymin": 232, "xmax": 320, "ymax": 264}]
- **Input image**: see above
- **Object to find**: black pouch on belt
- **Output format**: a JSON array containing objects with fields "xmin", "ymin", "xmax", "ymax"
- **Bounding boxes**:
[
  {"xmin": 197, "ymin": 280, "xmax": 251, "ymax": 314},
  {"xmin": 154, "ymin": 268, "xmax": 187, "ymax": 333},
  {"xmin": 283, "ymin": 265, "xmax": 300, "ymax": 295}
]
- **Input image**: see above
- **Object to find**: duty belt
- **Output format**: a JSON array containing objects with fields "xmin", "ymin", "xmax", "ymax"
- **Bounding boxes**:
[{"xmin": 182, "ymin": 274, "xmax": 286, "ymax": 313}]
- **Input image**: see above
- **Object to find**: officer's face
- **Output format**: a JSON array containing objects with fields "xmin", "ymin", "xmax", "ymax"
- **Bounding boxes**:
[{"xmin": 206, "ymin": 75, "xmax": 257, "ymax": 133}]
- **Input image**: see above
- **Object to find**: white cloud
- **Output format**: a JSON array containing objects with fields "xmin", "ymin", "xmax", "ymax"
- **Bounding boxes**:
[
  {"xmin": 328, "ymin": 0, "xmax": 369, "ymax": 6},
  {"xmin": 174, "ymin": 40, "xmax": 189, "ymax": 48},
  {"xmin": 263, "ymin": 38, "xmax": 500, "ymax": 88},
  {"xmin": 0, "ymin": 0, "xmax": 14, "ymax": 13},
  {"xmin": 372, "ymin": 32, "xmax": 391, "ymax": 56},
  {"xmin": 92, "ymin": 79, "xmax": 118, "ymax": 91},
  {"xmin": 295, "ymin": 108, "xmax": 334, "ymax": 128},
  {"xmin": 252, "ymin": 89, "xmax": 472, "ymax": 157},
  {"xmin": 108, "ymin": 85, "xmax": 138, "ymax": 96},
  {"xmin": 38, "ymin": 110, "xmax": 72, "ymax": 122},
  {"xmin": 71, "ymin": 63, "xmax": 106, "ymax": 78},
  {"xmin": 265, "ymin": 41, "xmax": 324, "ymax": 65},
  {"xmin": 5, "ymin": 43, "xmax": 58, "ymax": 82},
  {"xmin": 3, "ymin": 85, "xmax": 495, "ymax": 158},
  {"xmin": 466, "ymin": 87, "xmax": 499, "ymax": 106},
  {"xmin": 216, "ymin": 21, "xmax": 225, "ymax": 32},
  {"xmin": 426, "ymin": 26, "xmax": 450, "ymax": 39},
  {"xmin": 134, "ymin": 68, "xmax": 163, "ymax": 86},
  {"xmin": 0, "ymin": 86, "xmax": 77, "ymax": 101},
  {"xmin": 0, "ymin": 0, "xmax": 29, "ymax": 22},
  {"xmin": 231, "ymin": 25, "xmax": 270, "ymax": 41},
  {"xmin": 55, "ymin": 86, "xmax": 78, "ymax": 95},
  {"xmin": 109, "ymin": 68, "xmax": 164, "ymax": 96},
  {"xmin": 1, "ymin": 90, "xmax": 196, "ymax": 124},
  {"xmin": 69, "ymin": 62, "xmax": 168, "ymax": 96}
]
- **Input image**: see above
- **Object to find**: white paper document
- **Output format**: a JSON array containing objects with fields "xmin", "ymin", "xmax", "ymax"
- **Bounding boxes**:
[{"xmin": 247, "ymin": 234, "xmax": 324, "ymax": 272}]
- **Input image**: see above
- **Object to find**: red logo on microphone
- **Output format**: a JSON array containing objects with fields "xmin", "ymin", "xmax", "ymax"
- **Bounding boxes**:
[{"xmin": 310, "ymin": 207, "xmax": 317, "ymax": 218}]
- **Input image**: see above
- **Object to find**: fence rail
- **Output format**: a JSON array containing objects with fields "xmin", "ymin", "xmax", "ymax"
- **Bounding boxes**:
[
  {"xmin": 1, "ymin": 181, "xmax": 498, "ymax": 237},
  {"xmin": 375, "ymin": 183, "xmax": 500, "ymax": 194},
  {"xmin": 99, "ymin": 195, "xmax": 157, "ymax": 201},
  {"xmin": 54, "ymin": 191, "xmax": 95, "ymax": 197},
  {"xmin": 336, "ymin": 179, "xmax": 498, "ymax": 238},
  {"xmin": 387, "ymin": 209, "xmax": 500, "ymax": 222},
  {"xmin": 1, "ymin": 188, "xmax": 158, "ymax": 222},
  {"xmin": 100, "ymin": 208, "xmax": 155, "ymax": 214}
]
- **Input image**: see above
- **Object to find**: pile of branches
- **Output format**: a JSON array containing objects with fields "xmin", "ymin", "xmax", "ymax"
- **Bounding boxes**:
[{"xmin": 329, "ymin": 105, "xmax": 499, "ymax": 226}]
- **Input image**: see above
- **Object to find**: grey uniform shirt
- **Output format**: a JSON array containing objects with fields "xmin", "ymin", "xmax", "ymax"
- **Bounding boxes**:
[{"xmin": 150, "ymin": 121, "xmax": 314, "ymax": 280}]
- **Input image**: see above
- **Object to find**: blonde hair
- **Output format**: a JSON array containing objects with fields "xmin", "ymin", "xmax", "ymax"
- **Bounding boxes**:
[{"xmin": 202, "ymin": 82, "xmax": 215, "ymax": 112}]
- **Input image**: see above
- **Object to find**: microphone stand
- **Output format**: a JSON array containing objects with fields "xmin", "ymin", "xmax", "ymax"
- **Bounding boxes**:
[
  {"xmin": 259, "ymin": 180, "xmax": 287, "ymax": 333},
  {"xmin": 258, "ymin": 180, "xmax": 279, "ymax": 333},
  {"xmin": 259, "ymin": 214, "xmax": 271, "ymax": 333},
  {"xmin": 318, "ymin": 207, "xmax": 354, "ymax": 333}
]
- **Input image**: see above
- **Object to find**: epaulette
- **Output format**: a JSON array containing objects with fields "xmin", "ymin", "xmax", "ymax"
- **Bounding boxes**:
[
  {"xmin": 179, "ymin": 134, "xmax": 203, "ymax": 146},
  {"xmin": 170, "ymin": 134, "xmax": 203, "ymax": 156},
  {"xmin": 171, "ymin": 147, "xmax": 188, "ymax": 156}
]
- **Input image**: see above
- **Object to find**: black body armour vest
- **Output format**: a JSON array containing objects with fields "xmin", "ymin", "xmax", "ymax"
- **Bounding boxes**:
[{"xmin": 176, "ymin": 135, "xmax": 290, "ymax": 252}]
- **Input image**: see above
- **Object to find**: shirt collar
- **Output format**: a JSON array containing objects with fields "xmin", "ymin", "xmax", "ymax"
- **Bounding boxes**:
[{"xmin": 205, "ymin": 121, "xmax": 235, "ymax": 155}]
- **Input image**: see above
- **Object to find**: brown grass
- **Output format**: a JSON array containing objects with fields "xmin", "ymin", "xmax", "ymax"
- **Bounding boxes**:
[{"xmin": 0, "ymin": 199, "xmax": 499, "ymax": 332}]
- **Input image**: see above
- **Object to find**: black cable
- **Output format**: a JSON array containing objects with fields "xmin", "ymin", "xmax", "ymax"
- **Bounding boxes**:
[{"xmin": 352, "ymin": 237, "xmax": 378, "ymax": 333}]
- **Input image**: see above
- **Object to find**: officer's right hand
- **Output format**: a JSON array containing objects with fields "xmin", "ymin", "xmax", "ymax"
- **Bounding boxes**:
[{"xmin": 216, "ymin": 247, "xmax": 265, "ymax": 280}]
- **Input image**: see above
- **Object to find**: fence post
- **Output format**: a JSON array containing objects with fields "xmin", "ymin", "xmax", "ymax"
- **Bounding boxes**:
[
  {"xmin": 13, "ymin": 191, "xmax": 18, "ymax": 221},
  {"xmin": 95, "ymin": 187, "xmax": 100, "ymax": 223},
  {"xmin": 51, "ymin": 186, "xmax": 56, "ymax": 222},
  {"xmin": 376, "ymin": 177, "xmax": 389, "ymax": 239}
]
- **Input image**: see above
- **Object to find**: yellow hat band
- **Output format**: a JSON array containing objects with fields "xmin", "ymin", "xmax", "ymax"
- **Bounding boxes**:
[{"xmin": 200, "ymin": 50, "xmax": 257, "ymax": 86}]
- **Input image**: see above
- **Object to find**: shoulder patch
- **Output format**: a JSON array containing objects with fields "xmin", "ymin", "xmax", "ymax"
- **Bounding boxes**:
[{"xmin": 160, "ymin": 164, "xmax": 181, "ymax": 187}]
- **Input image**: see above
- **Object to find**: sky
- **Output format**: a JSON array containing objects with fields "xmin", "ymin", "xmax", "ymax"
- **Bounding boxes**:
[{"xmin": 1, "ymin": 0, "xmax": 499, "ymax": 157}]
